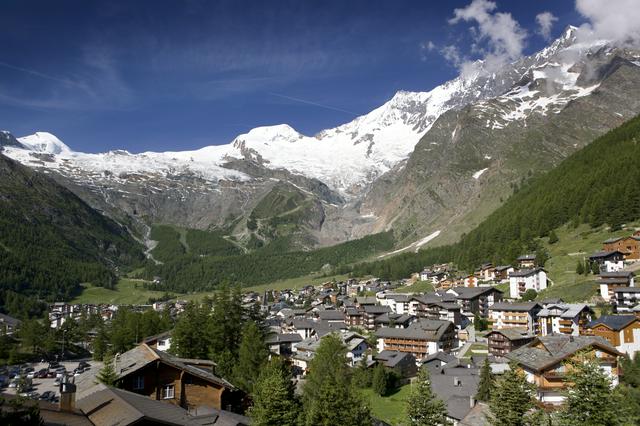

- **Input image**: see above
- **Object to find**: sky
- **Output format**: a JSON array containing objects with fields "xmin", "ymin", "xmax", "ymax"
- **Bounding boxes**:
[{"xmin": 0, "ymin": 0, "xmax": 619, "ymax": 152}]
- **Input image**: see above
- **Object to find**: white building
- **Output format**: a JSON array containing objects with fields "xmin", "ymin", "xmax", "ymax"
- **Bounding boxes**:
[
  {"xmin": 537, "ymin": 303, "xmax": 593, "ymax": 336},
  {"xmin": 599, "ymin": 271, "xmax": 635, "ymax": 302},
  {"xmin": 509, "ymin": 268, "xmax": 547, "ymax": 299}
]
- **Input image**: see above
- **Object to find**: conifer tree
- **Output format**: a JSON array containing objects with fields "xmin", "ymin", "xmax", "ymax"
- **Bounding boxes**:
[
  {"xmin": 576, "ymin": 261, "xmax": 585, "ymax": 275},
  {"xmin": 250, "ymin": 358, "xmax": 299, "ymax": 426},
  {"xmin": 488, "ymin": 363, "xmax": 537, "ymax": 426},
  {"xmin": 559, "ymin": 356, "xmax": 631, "ymax": 426},
  {"xmin": 548, "ymin": 230, "xmax": 559, "ymax": 244},
  {"xmin": 476, "ymin": 358, "xmax": 495, "ymax": 402},
  {"xmin": 405, "ymin": 367, "xmax": 450, "ymax": 426},
  {"xmin": 170, "ymin": 302, "xmax": 210, "ymax": 359},
  {"xmin": 233, "ymin": 321, "xmax": 269, "ymax": 393},
  {"xmin": 301, "ymin": 334, "xmax": 371, "ymax": 426},
  {"xmin": 372, "ymin": 363, "xmax": 388, "ymax": 396},
  {"xmin": 591, "ymin": 261, "xmax": 600, "ymax": 275},
  {"xmin": 96, "ymin": 357, "xmax": 118, "ymax": 386}
]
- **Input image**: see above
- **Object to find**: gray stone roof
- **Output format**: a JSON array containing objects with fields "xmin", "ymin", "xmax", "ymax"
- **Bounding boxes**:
[
  {"xmin": 266, "ymin": 333, "xmax": 303, "ymax": 344},
  {"xmin": 317, "ymin": 310, "xmax": 345, "ymax": 321},
  {"xmin": 587, "ymin": 315, "xmax": 638, "ymax": 331},
  {"xmin": 507, "ymin": 335, "xmax": 621, "ymax": 372},
  {"xmin": 485, "ymin": 327, "xmax": 533, "ymax": 341},
  {"xmin": 537, "ymin": 303, "xmax": 592, "ymax": 319},
  {"xmin": 489, "ymin": 302, "xmax": 541, "ymax": 312},
  {"xmin": 376, "ymin": 318, "xmax": 453, "ymax": 341},
  {"xmin": 509, "ymin": 267, "xmax": 545, "ymax": 278},
  {"xmin": 375, "ymin": 350, "xmax": 415, "ymax": 368},
  {"xmin": 449, "ymin": 286, "xmax": 502, "ymax": 300}
]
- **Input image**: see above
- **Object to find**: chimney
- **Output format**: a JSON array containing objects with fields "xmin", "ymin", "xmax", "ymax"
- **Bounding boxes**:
[
  {"xmin": 453, "ymin": 377, "xmax": 461, "ymax": 387},
  {"xmin": 470, "ymin": 395, "xmax": 476, "ymax": 408},
  {"xmin": 59, "ymin": 376, "xmax": 76, "ymax": 412}
]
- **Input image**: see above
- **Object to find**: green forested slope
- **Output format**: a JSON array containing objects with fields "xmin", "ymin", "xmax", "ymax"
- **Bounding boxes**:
[
  {"xmin": 347, "ymin": 114, "xmax": 640, "ymax": 279},
  {"xmin": 0, "ymin": 154, "xmax": 144, "ymax": 315},
  {"xmin": 143, "ymin": 231, "xmax": 395, "ymax": 292}
]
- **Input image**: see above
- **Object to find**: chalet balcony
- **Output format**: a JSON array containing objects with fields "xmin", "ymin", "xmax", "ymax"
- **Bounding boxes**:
[
  {"xmin": 559, "ymin": 327, "xmax": 573, "ymax": 334},
  {"xmin": 543, "ymin": 371, "xmax": 566, "ymax": 379}
]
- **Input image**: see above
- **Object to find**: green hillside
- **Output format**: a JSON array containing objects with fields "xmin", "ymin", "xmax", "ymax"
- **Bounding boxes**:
[
  {"xmin": 347, "ymin": 114, "xmax": 640, "ymax": 290},
  {"xmin": 0, "ymin": 154, "xmax": 144, "ymax": 316}
]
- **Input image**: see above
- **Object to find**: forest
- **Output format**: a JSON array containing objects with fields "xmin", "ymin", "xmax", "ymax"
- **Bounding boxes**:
[{"xmin": 0, "ymin": 154, "xmax": 145, "ymax": 317}]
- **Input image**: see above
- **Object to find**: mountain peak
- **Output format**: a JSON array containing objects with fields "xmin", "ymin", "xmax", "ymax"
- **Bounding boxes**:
[{"xmin": 18, "ymin": 132, "xmax": 72, "ymax": 155}]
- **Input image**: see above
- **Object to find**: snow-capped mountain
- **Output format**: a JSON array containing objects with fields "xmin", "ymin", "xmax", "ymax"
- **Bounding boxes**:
[{"xmin": 4, "ymin": 26, "xmax": 640, "ymax": 250}]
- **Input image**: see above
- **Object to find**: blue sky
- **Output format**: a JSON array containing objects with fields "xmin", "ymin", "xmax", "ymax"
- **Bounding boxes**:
[{"xmin": 0, "ymin": 0, "xmax": 582, "ymax": 152}]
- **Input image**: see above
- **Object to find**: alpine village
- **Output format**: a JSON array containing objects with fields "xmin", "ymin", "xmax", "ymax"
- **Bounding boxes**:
[{"xmin": 2, "ymin": 1, "xmax": 640, "ymax": 425}]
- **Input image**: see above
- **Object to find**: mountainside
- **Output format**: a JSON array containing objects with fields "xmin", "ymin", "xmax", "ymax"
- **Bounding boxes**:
[
  {"xmin": 365, "ymin": 29, "xmax": 640, "ymax": 249},
  {"xmin": 349, "ymin": 113, "xmax": 640, "ymax": 282},
  {"xmin": 4, "ymin": 27, "xmax": 640, "ymax": 253},
  {"xmin": 0, "ymin": 152, "xmax": 145, "ymax": 314}
]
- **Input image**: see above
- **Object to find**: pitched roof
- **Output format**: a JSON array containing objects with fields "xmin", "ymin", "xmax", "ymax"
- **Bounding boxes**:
[
  {"xmin": 517, "ymin": 254, "xmax": 536, "ymax": 261},
  {"xmin": 506, "ymin": 335, "xmax": 621, "ymax": 372},
  {"xmin": 0, "ymin": 313, "xmax": 21, "ymax": 327},
  {"xmin": 449, "ymin": 286, "xmax": 502, "ymax": 300},
  {"xmin": 489, "ymin": 302, "xmax": 541, "ymax": 312},
  {"xmin": 537, "ymin": 303, "xmax": 592, "ymax": 319},
  {"xmin": 375, "ymin": 318, "xmax": 453, "ymax": 342},
  {"xmin": 589, "ymin": 250, "xmax": 625, "ymax": 259},
  {"xmin": 265, "ymin": 333, "xmax": 303, "ymax": 344},
  {"xmin": 317, "ymin": 310, "xmax": 345, "ymax": 321},
  {"xmin": 509, "ymin": 268, "xmax": 545, "ymax": 278},
  {"xmin": 485, "ymin": 327, "xmax": 533, "ymax": 341},
  {"xmin": 587, "ymin": 315, "xmax": 638, "ymax": 331},
  {"xmin": 114, "ymin": 344, "xmax": 235, "ymax": 389},
  {"xmin": 77, "ymin": 386, "xmax": 195, "ymax": 425}
]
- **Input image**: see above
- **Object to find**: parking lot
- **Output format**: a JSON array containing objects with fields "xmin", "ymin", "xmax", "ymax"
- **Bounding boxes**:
[{"xmin": 2, "ymin": 359, "xmax": 102, "ymax": 402}]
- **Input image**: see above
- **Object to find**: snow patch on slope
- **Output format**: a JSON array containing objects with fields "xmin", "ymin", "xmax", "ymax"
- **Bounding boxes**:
[{"xmin": 473, "ymin": 168, "xmax": 489, "ymax": 179}]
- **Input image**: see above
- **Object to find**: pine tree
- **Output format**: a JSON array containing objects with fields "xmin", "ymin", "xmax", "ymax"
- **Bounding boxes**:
[
  {"xmin": 170, "ymin": 302, "xmax": 210, "ymax": 359},
  {"xmin": 488, "ymin": 363, "xmax": 537, "ymax": 426},
  {"xmin": 250, "ymin": 358, "xmax": 299, "ymax": 426},
  {"xmin": 96, "ymin": 357, "xmax": 118, "ymax": 386},
  {"xmin": 476, "ymin": 358, "xmax": 495, "ymax": 402},
  {"xmin": 548, "ymin": 230, "xmax": 559, "ymax": 244},
  {"xmin": 591, "ymin": 261, "xmax": 600, "ymax": 275},
  {"xmin": 301, "ymin": 334, "xmax": 371, "ymax": 426},
  {"xmin": 233, "ymin": 321, "xmax": 269, "ymax": 393},
  {"xmin": 405, "ymin": 367, "xmax": 450, "ymax": 426},
  {"xmin": 372, "ymin": 363, "xmax": 388, "ymax": 396},
  {"xmin": 559, "ymin": 356, "xmax": 630, "ymax": 425},
  {"xmin": 576, "ymin": 261, "xmax": 585, "ymax": 275}
]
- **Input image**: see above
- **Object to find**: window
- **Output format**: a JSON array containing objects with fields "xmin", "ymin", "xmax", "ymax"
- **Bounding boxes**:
[
  {"xmin": 133, "ymin": 375, "xmax": 144, "ymax": 390},
  {"xmin": 162, "ymin": 384, "xmax": 175, "ymax": 399}
]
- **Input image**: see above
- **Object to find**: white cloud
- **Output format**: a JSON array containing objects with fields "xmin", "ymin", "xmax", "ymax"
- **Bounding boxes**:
[
  {"xmin": 419, "ymin": 41, "xmax": 437, "ymax": 61},
  {"xmin": 536, "ymin": 11, "xmax": 558, "ymax": 40},
  {"xmin": 575, "ymin": 0, "xmax": 640, "ymax": 46},
  {"xmin": 446, "ymin": 0, "xmax": 527, "ymax": 78}
]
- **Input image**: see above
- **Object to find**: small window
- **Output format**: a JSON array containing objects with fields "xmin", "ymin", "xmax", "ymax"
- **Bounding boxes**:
[
  {"xmin": 162, "ymin": 384, "xmax": 175, "ymax": 399},
  {"xmin": 133, "ymin": 375, "xmax": 144, "ymax": 390}
]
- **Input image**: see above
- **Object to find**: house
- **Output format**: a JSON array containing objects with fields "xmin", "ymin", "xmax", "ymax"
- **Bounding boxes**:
[
  {"xmin": 429, "ymin": 363, "xmax": 480, "ymax": 425},
  {"xmin": 293, "ymin": 330, "xmax": 368, "ymax": 373},
  {"xmin": 599, "ymin": 271, "xmax": 635, "ymax": 302},
  {"xmin": 316, "ymin": 310, "xmax": 345, "ymax": 324},
  {"xmin": 378, "ymin": 293, "xmax": 411, "ymax": 314},
  {"xmin": 112, "ymin": 344, "xmax": 241, "ymax": 412},
  {"xmin": 493, "ymin": 265, "xmax": 514, "ymax": 283},
  {"xmin": 537, "ymin": 303, "xmax": 593, "ymax": 336},
  {"xmin": 603, "ymin": 235, "xmax": 640, "ymax": 260},
  {"xmin": 488, "ymin": 302, "xmax": 542, "ymax": 335},
  {"xmin": 76, "ymin": 385, "xmax": 250, "ymax": 425},
  {"xmin": 374, "ymin": 313, "xmax": 416, "ymax": 329},
  {"xmin": 586, "ymin": 315, "xmax": 640, "ymax": 358},
  {"xmin": 509, "ymin": 268, "xmax": 547, "ymax": 299},
  {"xmin": 413, "ymin": 299, "xmax": 463, "ymax": 328},
  {"xmin": 143, "ymin": 331, "xmax": 172, "ymax": 352},
  {"xmin": 284, "ymin": 318, "xmax": 316, "ymax": 339},
  {"xmin": 355, "ymin": 296, "xmax": 377, "ymax": 307},
  {"xmin": 446, "ymin": 287, "xmax": 503, "ymax": 321},
  {"xmin": 463, "ymin": 275, "xmax": 479, "ymax": 288},
  {"xmin": 374, "ymin": 350, "xmax": 418, "ymax": 378},
  {"xmin": 516, "ymin": 254, "xmax": 537, "ymax": 269},
  {"xmin": 266, "ymin": 332, "xmax": 303, "ymax": 356},
  {"xmin": 485, "ymin": 328, "xmax": 534, "ymax": 357},
  {"xmin": 345, "ymin": 307, "xmax": 364, "ymax": 328},
  {"xmin": 479, "ymin": 263, "xmax": 496, "ymax": 281},
  {"xmin": 363, "ymin": 305, "xmax": 391, "ymax": 330},
  {"xmin": 375, "ymin": 318, "xmax": 458, "ymax": 360},
  {"xmin": 589, "ymin": 251, "xmax": 625, "ymax": 273},
  {"xmin": 507, "ymin": 335, "xmax": 622, "ymax": 405},
  {"xmin": 422, "ymin": 352, "xmax": 457, "ymax": 372},
  {"xmin": 0, "ymin": 313, "xmax": 20, "ymax": 335},
  {"xmin": 613, "ymin": 287, "xmax": 640, "ymax": 313}
]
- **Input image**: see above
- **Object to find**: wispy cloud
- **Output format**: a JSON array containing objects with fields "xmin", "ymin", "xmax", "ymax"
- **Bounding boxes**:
[
  {"xmin": 575, "ymin": 0, "xmax": 640, "ymax": 46},
  {"xmin": 536, "ymin": 11, "xmax": 558, "ymax": 41},
  {"xmin": 268, "ymin": 92, "xmax": 357, "ymax": 116}
]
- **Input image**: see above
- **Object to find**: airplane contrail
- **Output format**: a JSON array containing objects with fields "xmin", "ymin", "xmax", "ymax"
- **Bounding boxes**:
[{"xmin": 268, "ymin": 92, "xmax": 357, "ymax": 116}]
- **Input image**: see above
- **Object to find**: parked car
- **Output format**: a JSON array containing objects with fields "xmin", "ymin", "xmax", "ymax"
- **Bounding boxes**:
[
  {"xmin": 19, "ymin": 391, "xmax": 38, "ymax": 399},
  {"xmin": 39, "ymin": 391, "xmax": 55, "ymax": 401},
  {"xmin": 48, "ymin": 362, "xmax": 60, "ymax": 370},
  {"xmin": 46, "ymin": 370, "xmax": 56, "ymax": 378},
  {"xmin": 8, "ymin": 379, "xmax": 18, "ymax": 388},
  {"xmin": 73, "ymin": 367, "xmax": 84, "ymax": 374},
  {"xmin": 78, "ymin": 361, "xmax": 90, "ymax": 369},
  {"xmin": 26, "ymin": 371, "xmax": 35, "ymax": 379},
  {"xmin": 35, "ymin": 369, "xmax": 48, "ymax": 378}
]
